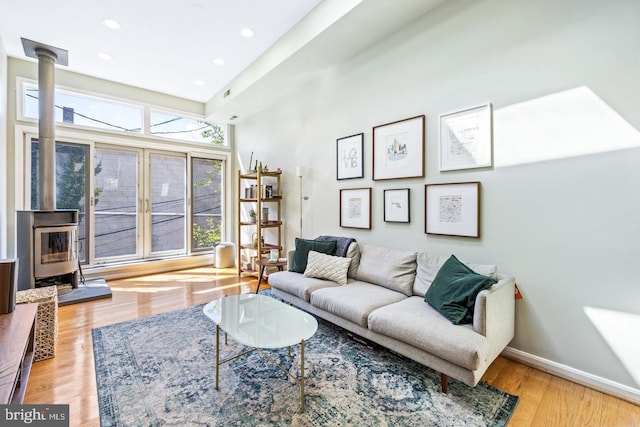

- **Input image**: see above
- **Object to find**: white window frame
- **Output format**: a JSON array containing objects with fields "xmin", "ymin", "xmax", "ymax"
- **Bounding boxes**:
[{"xmin": 14, "ymin": 124, "xmax": 231, "ymax": 271}]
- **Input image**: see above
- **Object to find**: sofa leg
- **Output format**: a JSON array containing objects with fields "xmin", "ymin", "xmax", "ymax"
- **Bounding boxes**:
[{"xmin": 440, "ymin": 373, "xmax": 448, "ymax": 393}]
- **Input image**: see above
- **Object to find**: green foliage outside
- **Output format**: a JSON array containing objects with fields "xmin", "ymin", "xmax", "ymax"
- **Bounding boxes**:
[{"xmin": 192, "ymin": 218, "xmax": 222, "ymax": 248}]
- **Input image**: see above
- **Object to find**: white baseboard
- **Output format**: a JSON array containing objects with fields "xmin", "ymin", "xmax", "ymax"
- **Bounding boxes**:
[
  {"xmin": 83, "ymin": 254, "xmax": 216, "ymax": 281},
  {"xmin": 502, "ymin": 347, "xmax": 640, "ymax": 405}
]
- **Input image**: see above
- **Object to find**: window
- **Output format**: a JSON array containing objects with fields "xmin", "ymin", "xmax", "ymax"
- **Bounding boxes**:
[
  {"xmin": 19, "ymin": 78, "xmax": 230, "ymax": 271},
  {"xmin": 30, "ymin": 139, "xmax": 89, "ymax": 262},
  {"xmin": 19, "ymin": 80, "xmax": 227, "ymax": 145},
  {"xmin": 93, "ymin": 147, "xmax": 140, "ymax": 260},
  {"xmin": 26, "ymin": 137, "xmax": 227, "ymax": 270},
  {"xmin": 191, "ymin": 158, "xmax": 223, "ymax": 250},
  {"xmin": 150, "ymin": 153, "xmax": 186, "ymax": 254},
  {"xmin": 150, "ymin": 110, "xmax": 226, "ymax": 145},
  {"xmin": 23, "ymin": 82, "xmax": 143, "ymax": 133}
]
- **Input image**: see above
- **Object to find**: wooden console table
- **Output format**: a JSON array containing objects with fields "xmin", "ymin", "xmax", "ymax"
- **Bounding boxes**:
[{"xmin": 0, "ymin": 303, "xmax": 37, "ymax": 404}]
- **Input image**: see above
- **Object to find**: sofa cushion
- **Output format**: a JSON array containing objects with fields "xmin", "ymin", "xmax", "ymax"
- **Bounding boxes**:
[
  {"xmin": 268, "ymin": 271, "xmax": 342, "ymax": 302},
  {"xmin": 345, "ymin": 241, "xmax": 361, "ymax": 279},
  {"xmin": 356, "ymin": 244, "xmax": 417, "ymax": 296},
  {"xmin": 303, "ymin": 251, "xmax": 352, "ymax": 285},
  {"xmin": 413, "ymin": 252, "xmax": 498, "ymax": 297},
  {"xmin": 368, "ymin": 296, "xmax": 490, "ymax": 371},
  {"xmin": 310, "ymin": 282, "xmax": 406, "ymax": 328},
  {"xmin": 413, "ymin": 253, "xmax": 449, "ymax": 297},
  {"xmin": 290, "ymin": 238, "xmax": 337, "ymax": 273},
  {"xmin": 425, "ymin": 255, "xmax": 497, "ymax": 324}
]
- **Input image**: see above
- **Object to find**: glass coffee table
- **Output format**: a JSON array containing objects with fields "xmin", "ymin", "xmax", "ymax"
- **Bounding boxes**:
[{"xmin": 203, "ymin": 294, "xmax": 318, "ymax": 412}]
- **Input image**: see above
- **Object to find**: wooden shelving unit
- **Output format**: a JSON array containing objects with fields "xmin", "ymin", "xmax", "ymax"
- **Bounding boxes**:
[
  {"xmin": 0, "ymin": 303, "xmax": 37, "ymax": 404},
  {"xmin": 237, "ymin": 168, "xmax": 283, "ymax": 276}
]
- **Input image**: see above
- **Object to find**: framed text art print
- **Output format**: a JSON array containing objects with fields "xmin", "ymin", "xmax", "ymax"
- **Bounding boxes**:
[
  {"xmin": 336, "ymin": 133, "xmax": 364, "ymax": 180},
  {"xmin": 439, "ymin": 103, "xmax": 492, "ymax": 171},
  {"xmin": 383, "ymin": 188, "xmax": 410, "ymax": 223},
  {"xmin": 340, "ymin": 188, "xmax": 371, "ymax": 229},
  {"xmin": 373, "ymin": 115, "xmax": 425, "ymax": 180},
  {"xmin": 425, "ymin": 182, "xmax": 480, "ymax": 238}
]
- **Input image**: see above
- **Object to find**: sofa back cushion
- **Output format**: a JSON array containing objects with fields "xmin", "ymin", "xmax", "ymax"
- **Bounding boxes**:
[
  {"xmin": 356, "ymin": 243, "xmax": 417, "ymax": 296},
  {"xmin": 413, "ymin": 252, "xmax": 498, "ymax": 297},
  {"xmin": 413, "ymin": 253, "xmax": 449, "ymax": 297},
  {"xmin": 345, "ymin": 241, "xmax": 360, "ymax": 278}
]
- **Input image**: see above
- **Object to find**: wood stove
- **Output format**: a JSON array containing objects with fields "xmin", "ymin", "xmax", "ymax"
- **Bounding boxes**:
[{"xmin": 16, "ymin": 210, "xmax": 79, "ymax": 291}]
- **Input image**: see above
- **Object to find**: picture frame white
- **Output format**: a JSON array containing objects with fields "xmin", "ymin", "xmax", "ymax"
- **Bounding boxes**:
[
  {"xmin": 425, "ymin": 182, "xmax": 480, "ymax": 238},
  {"xmin": 439, "ymin": 103, "xmax": 492, "ymax": 171},
  {"xmin": 383, "ymin": 188, "xmax": 410, "ymax": 223},
  {"xmin": 336, "ymin": 133, "xmax": 364, "ymax": 180},
  {"xmin": 373, "ymin": 115, "xmax": 425, "ymax": 180},
  {"xmin": 340, "ymin": 187, "xmax": 371, "ymax": 229}
]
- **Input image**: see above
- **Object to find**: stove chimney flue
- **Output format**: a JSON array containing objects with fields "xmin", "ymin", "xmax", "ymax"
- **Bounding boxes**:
[{"xmin": 21, "ymin": 38, "xmax": 69, "ymax": 211}]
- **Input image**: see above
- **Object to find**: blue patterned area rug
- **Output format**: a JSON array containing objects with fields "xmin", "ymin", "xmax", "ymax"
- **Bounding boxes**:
[{"xmin": 92, "ymin": 302, "xmax": 518, "ymax": 426}]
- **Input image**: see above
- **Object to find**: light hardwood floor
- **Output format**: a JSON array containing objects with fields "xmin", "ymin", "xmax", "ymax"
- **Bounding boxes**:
[{"xmin": 24, "ymin": 266, "xmax": 640, "ymax": 426}]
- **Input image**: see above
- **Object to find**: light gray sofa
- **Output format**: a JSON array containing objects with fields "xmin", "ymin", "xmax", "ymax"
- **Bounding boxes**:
[{"xmin": 268, "ymin": 241, "xmax": 515, "ymax": 392}]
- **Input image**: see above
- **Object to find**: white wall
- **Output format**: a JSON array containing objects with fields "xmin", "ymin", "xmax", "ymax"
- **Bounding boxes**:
[{"xmin": 235, "ymin": 0, "xmax": 640, "ymax": 393}]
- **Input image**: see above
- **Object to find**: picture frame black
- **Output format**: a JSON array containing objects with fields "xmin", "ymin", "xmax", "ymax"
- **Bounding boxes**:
[
  {"xmin": 383, "ymin": 188, "xmax": 410, "ymax": 223},
  {"xmin": 336, "ymin": 133, "xmax": 364, "ymax": 180}
]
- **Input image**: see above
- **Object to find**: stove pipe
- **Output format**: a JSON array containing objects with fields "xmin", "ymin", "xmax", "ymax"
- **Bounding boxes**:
[
  {"xmin": 37, "ymin": 48, "xmax": 57, "ymax": 211},
  {"xmin": 21, "ymin": 38, "xmax": 69, "ymax": 211}
]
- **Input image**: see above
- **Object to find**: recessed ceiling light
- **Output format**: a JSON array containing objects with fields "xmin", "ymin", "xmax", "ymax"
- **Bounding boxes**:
[
  {"xmin": 213, "ymin": 58, "xmax": 225, "ymax": 66},
  {"xmin": 102, "ymin": 19, "xmax": 121, "ymax": 30},
  {"xmin": 98, "ymin": 52, "xmax": 112, "ymax": 61},
  {"xmin": 240, "ymin": 28, "xmax": 254, "ymax": 38},
  {"xmin": 194, "ymin": 80, "xmax": 205, "ymax": 86}
]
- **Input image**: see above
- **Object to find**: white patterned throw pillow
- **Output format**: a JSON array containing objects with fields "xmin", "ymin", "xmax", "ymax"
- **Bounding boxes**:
[{"xmin": 303, "ymin": 250, "xmax": 352, "ymax": 285}]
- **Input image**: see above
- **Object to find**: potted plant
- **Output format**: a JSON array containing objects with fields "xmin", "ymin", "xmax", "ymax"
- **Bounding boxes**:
[{"xmin": 249, "ymin": 209, "xmax": 257, "ymax": 223}]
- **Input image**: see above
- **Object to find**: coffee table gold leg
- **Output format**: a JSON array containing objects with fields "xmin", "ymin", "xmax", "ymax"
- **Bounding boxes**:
[
  {"xmin": 215, "ymin": 324, "xmax": 220, "ymax": 390},
  {"xmin": 300, "ymin": 339, "xmax": 305, "ymax": 413}
]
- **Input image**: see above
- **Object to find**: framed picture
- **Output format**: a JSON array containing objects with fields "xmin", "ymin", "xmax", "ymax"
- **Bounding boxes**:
[
  {"xmin": 384, "ymin": 188, "xmax": 410, "ymax": 223},
  {"xmin": 337, "ymin": 133, "xmax": 364, "ymax": 180},
  {"xmin": 373, "ymin": 115, "xmax": 425, "ymax": 180},
  {"xmin": 439, "ymin": 103, "xmax": 492, "ymax": 171},
  {"xmin": 340, "ymin": 188, "xmax": 371, "ymax": 229},
  {"xmin": 425, "ymin": 182, "xmax": 480, "ymax": 238}
]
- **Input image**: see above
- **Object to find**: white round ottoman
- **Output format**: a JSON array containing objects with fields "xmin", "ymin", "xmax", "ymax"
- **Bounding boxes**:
[{"xmin": 214, "ymin": 243, "xmax": 235, "ymax": 268}]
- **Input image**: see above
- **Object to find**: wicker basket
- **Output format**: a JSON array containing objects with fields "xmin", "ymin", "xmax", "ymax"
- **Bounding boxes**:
[{"xmin": 16, "ymin": 286, "xmax": 58, "ymax": 361}]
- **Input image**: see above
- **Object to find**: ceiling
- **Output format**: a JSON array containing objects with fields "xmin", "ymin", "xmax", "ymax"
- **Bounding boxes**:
[
  {"xmin": 0, "ymin": 0, "xmax": 323, "ymax": 102},
  {"xmin": 0, "ymin": 0, "xmax": 450, "ymax": 122}
]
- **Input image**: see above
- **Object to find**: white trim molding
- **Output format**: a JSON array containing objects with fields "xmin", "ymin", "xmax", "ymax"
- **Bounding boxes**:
[{"xmin": 503, "ymin": 347, "xmax": 640, "ymax": 405}]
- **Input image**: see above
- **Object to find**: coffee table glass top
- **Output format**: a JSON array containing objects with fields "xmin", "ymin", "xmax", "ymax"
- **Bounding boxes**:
[{"xmin": 203, "ymin": 294, "xmax": 318, "ymax": 349}]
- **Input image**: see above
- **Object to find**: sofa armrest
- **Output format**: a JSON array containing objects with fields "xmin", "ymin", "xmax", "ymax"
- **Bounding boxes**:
[
  {"xmin": 472, "ymin": 275, "xmax": 515, "ymax": 356},
  {"xmin": 286, "ymin": 250, "xmax": 295, "ymax": 271}
]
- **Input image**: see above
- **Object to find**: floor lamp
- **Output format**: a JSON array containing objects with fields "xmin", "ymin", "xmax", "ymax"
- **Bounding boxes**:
[{"xmin": 296, "ymin": 166, "xmax": 304, "ymax": 237}]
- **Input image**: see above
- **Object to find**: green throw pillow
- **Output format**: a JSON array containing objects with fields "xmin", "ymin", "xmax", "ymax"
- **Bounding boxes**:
[
  {"xmin": 290, "ymin": 238, "xmax": 337, "ymax": 273},
  {"xmin": 425, "ymin": 254, "xmax": 497, "ymax": 325}
]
